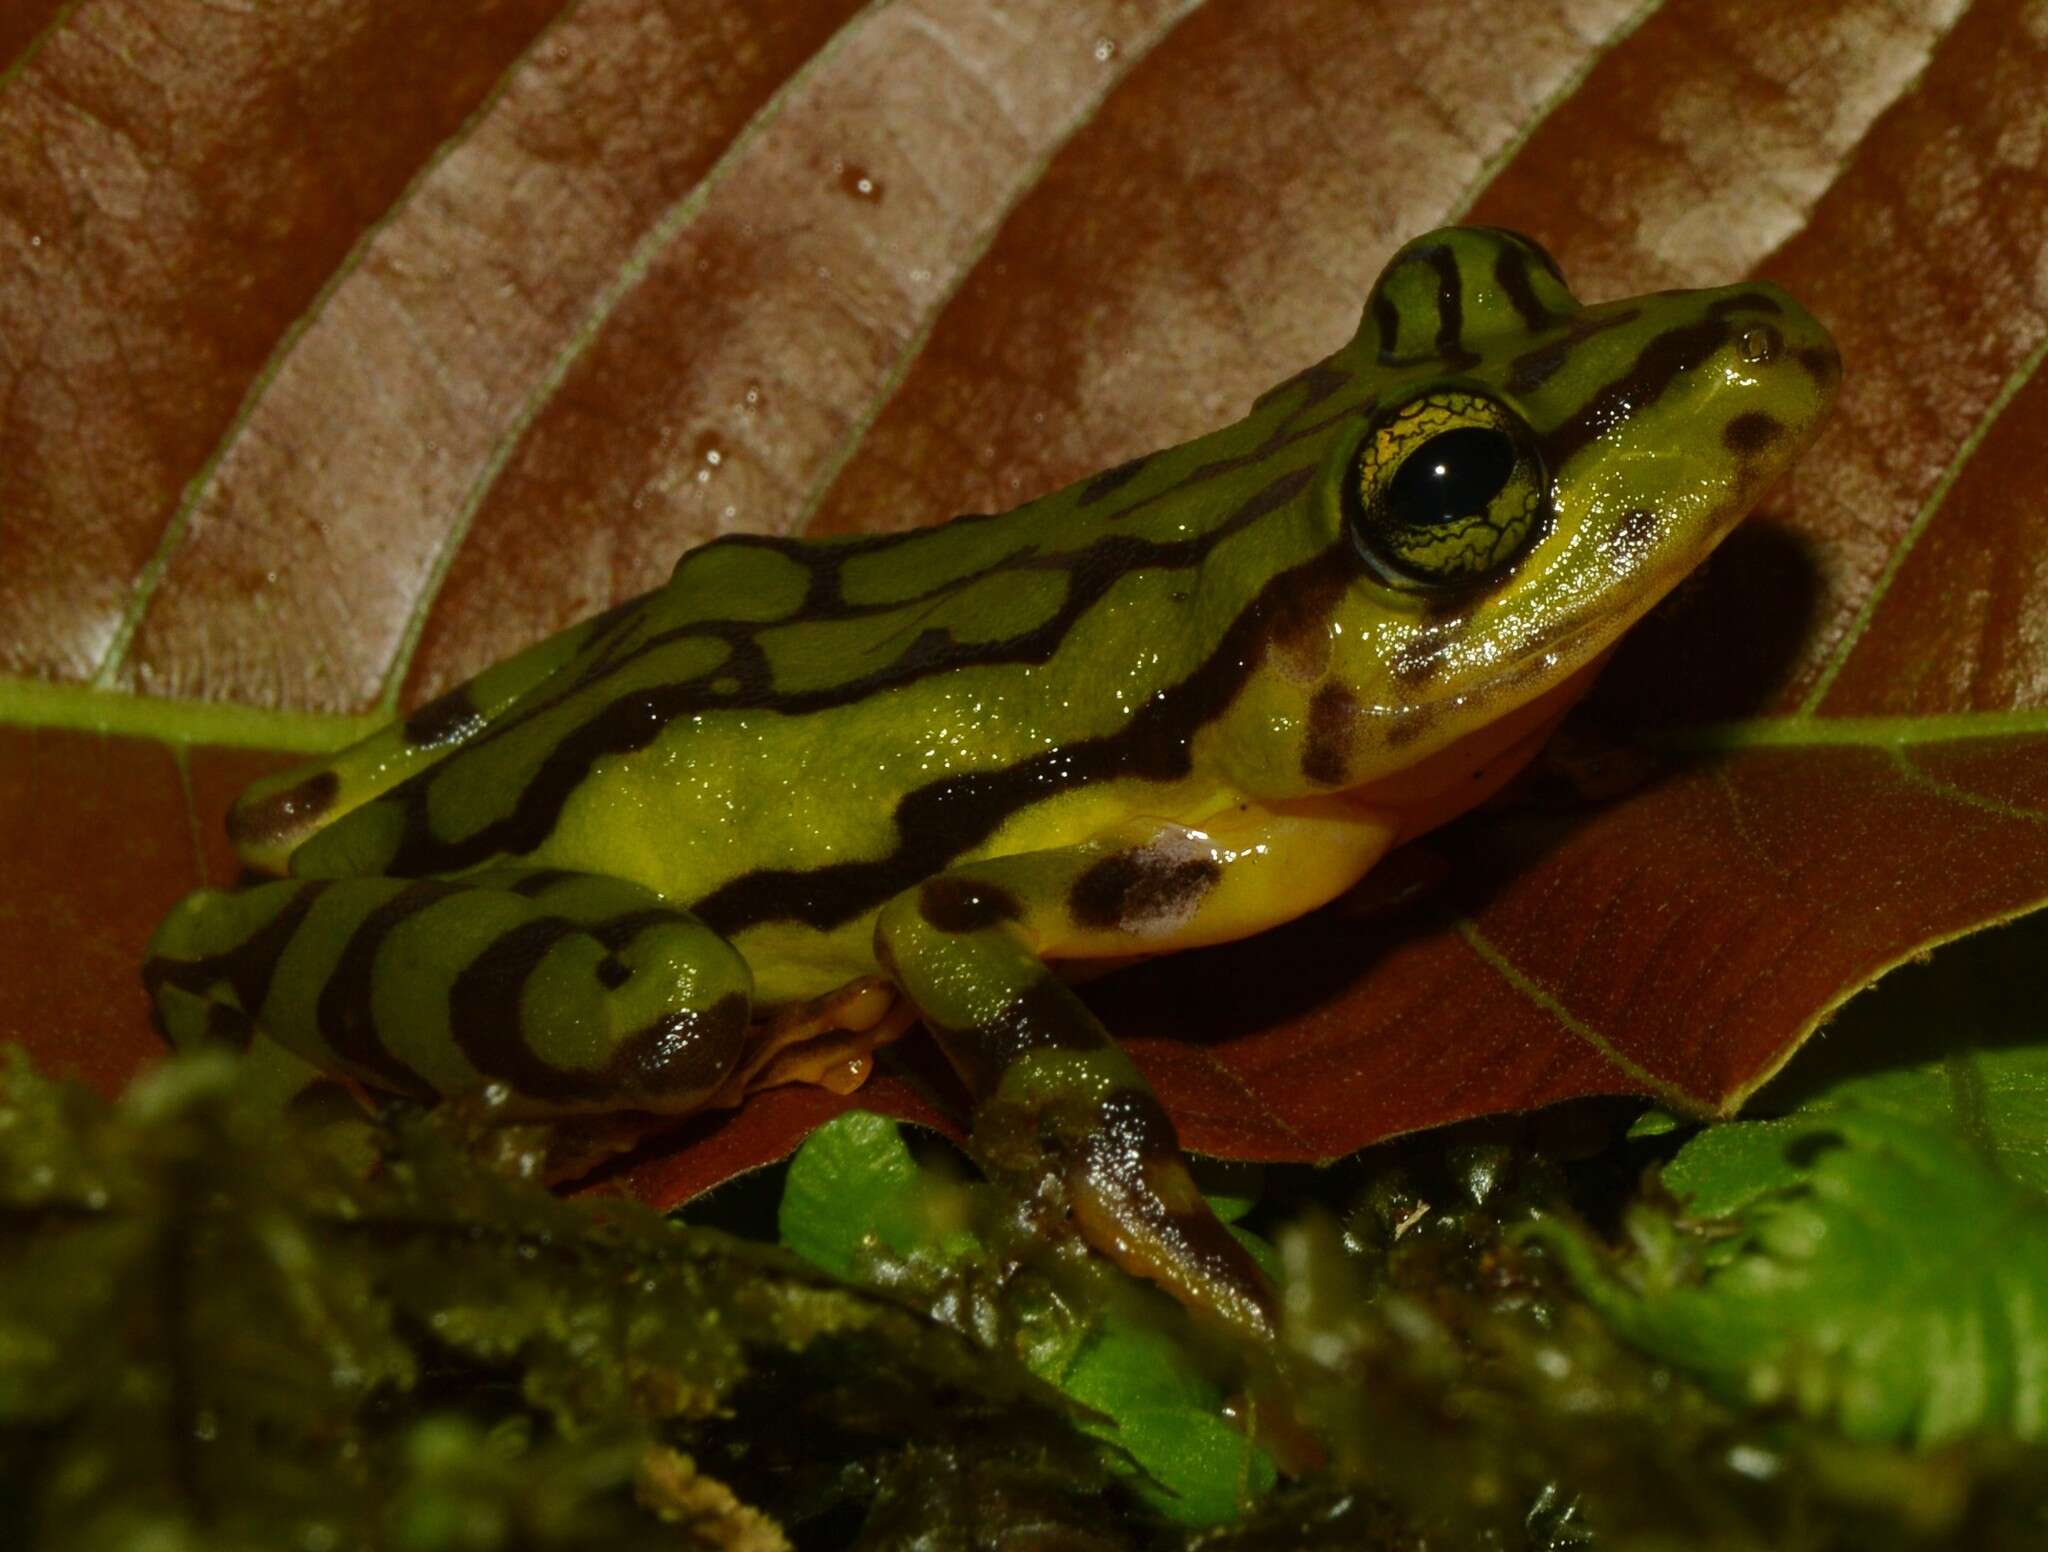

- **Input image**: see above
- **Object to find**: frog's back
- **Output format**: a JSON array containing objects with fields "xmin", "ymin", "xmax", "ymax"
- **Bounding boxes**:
[{"xmin": 270, "ymin": 376, "xmax": 1358, "ymax": 996}]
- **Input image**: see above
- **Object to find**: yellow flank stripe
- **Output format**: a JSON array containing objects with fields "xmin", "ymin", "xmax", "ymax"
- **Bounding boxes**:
[{"xmin": 0, "ymin": 677, "xmax": 380, "ymax": 752}]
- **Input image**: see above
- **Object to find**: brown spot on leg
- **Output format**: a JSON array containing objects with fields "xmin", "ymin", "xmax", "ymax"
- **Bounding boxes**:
[
  {"xmin": 606, "ymin": 991, "xmax": 750, "ymax": 1102},
  {"xmin": 1069, "ymin": 844, "xmax": 1221, "ymax": 935},
  {"xmin": 402, "ymin": 684, "xmax": 485, "ymax": 749},
  {"xmin": 227, "ymin": 770, "xmax": 339, "ymax": 853},
  {"xmin": 917, "ymin": 876, "xmax": 1023, "ymax": 934}
]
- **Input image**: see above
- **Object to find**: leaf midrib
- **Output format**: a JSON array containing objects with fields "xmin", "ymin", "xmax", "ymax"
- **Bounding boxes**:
[{"xmin": 1660, "ymin": 707, "xmax": 2048, "ymax": 753}]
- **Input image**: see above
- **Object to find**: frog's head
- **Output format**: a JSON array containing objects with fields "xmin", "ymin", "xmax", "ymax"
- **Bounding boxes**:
[{"xmin": 1296, "ymin": 225, "xmax": 1838, "ymax": 815}]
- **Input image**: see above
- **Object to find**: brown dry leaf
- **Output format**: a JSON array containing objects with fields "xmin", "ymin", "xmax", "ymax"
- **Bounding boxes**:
[{"xmin": 5, "ymin": 1, "xmax": 2046, "ymax": 1188}]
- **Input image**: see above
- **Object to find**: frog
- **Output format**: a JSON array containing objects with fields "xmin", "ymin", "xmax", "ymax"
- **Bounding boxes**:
[{"xmin": 145, "ymin": 226, "xmax": 1838, "ymax": 1341}]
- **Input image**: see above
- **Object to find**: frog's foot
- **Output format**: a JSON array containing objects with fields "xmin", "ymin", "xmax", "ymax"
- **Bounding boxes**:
[
  {"xmin": 709, "ymin": 977, "xmax": 921, "ymax": 1106},
  {"xmin": 978, "ymin": 1067, "xmax": 1278, "ymax": 1341},
  {"xmin": 524, "ymin": 978, "xmax": 921, "ymax": 1185},
  {"xmin": 145, "ymin": 866, "xmax": 753, "ymax": 1120}
]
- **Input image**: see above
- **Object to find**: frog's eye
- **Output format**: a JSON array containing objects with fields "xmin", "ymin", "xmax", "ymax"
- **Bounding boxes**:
[{"xmin": 1349, "ymin": 390, "xmax": 1548, "ymax": 590}]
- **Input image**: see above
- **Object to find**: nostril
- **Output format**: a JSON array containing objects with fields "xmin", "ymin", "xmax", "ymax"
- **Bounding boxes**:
[{"xmin": 1737, "ymin": 323, "xmax": 1782, "ymax": 364}]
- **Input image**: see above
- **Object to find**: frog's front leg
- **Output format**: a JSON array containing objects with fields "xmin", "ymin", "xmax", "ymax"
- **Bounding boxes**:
[
  {"xmin": 873, "ymin": 802, "xmax": 1396, "ymax": 1340},
  {"xmin": 146, "ymin": 866, "xmax": 753, "ymax": 1119}
]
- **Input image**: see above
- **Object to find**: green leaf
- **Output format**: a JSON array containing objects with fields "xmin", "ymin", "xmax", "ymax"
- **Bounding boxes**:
[
  {"xmin": 1053, "ymin": 1318, "xmax": 1276, "ymax": 1524},
  {"xmin": 779, "ymin": 1111, "xmax": 1275, "ymax": 1526},
  {"xmin": 777, "ymin": 1108, "xmax": 961, "ymax": 1277},
  {"xmin": 1533, "ymin": 913, "xmax": 2048, "ymax": 1447}
]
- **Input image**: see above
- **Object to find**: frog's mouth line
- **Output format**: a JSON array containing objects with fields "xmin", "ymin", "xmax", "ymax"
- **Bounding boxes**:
[{"xmin": 1344, "ymin": 654, "xmax": 1609, "ymax": 846}]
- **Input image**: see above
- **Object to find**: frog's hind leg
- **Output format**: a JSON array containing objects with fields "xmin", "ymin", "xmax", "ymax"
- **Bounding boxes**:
[
  {"xmin": 145, "ymin": 866, "xmax": 752, "ymax": 1118},
  {"xmin": 228, "ymin": 598, "xmax": 644, "ymax": 872}
]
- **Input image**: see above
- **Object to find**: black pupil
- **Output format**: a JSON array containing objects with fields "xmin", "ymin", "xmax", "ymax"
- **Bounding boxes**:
[{"xmin": 1386, "ymin": 426, "xmax": 1517, "ymax": 528}]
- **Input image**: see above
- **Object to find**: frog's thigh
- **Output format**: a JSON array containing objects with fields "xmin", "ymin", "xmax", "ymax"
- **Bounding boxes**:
[{"xmin": 147, "ymin": 866, "xmax": 753, "ymax": 1119}]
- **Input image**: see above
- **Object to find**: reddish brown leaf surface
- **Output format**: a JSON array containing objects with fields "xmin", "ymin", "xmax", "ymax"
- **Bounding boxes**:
[{"xmin": 6, "ymin": 1, "xmax": 2047, "ymax": 1203}]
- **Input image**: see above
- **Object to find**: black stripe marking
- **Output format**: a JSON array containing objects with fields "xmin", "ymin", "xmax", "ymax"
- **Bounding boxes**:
[
  {"xmin": 1479, "ymin": 227, "xmax": 1566, "ymax": 286},
  {"xmin": 692, "ymin": 537, "xmax": 1368, "ymax": 935},
  {"xmin": 315, "ymin": 880, "xmax": 454, "ymax": 1098},
  {"xmin": 1796, "ymin": 343, "xmax": 1840, "ymax": 387},
  {"xmin": 508, "ymin": 869, "xmax": 580, "ymax": 897},
  {"xmin": 1374, "ymin": 245, "xmax": 1479, "ymax": 371},
  {"xmin": 1493, "ymin": 242, "xmax": 1557, "ymax": 331},
  {"xmin": 380, "ymin": 467, "xmax": 1324, "ymax": 883},
  {"xmin": 929, "ymin": 975, "xmax": 1107, "ymax": 1101},
  {"xmin": 1426, "ymin": 244, "xmax": 1480, "ymax": 371},
  {"xmin": 1504, "ymin": 308, "xmax": 1640, "ymax": 395},
  {"xmin": 356, "ymin": 368, "xmax": 1372, "ymax": 862},
  {"xmin": 1543, "ymin": 302, "xmax": 1776, "ymax": 472},
  {"xmin": 226, "ymin": 771, "xmax": 339, "ymax": 853},
  {"xmin": 143, "ymin": 879, "xmax": 335, "ymax": 1028},
  {"xmin": 590, "ymin": 907, "xmax": 695, "ymax": 951},
  {"xmin": 1373, "ymin": 291, "xmax": 1402, "ymax": 357},
  {"xmin": 1079, "ymin": 456, "xmax": 1150, "ymax": 505},
  {"xmin": 1252, "ymin": 361, "xmax": 1353, "ymax": 412},
  {"xmin": 203, "ymin": 1001, "xmax": 255, "ymax": 1046},
  {"xmin": 448, "ymin": 918, "xmax": 745, "ymax": 1103},
  {"xmin": 403, "ymin": 685, "xmax": 485, "ymax": 750}
]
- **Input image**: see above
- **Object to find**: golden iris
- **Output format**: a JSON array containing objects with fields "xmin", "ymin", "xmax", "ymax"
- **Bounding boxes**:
[{"xmin": 1351, "ymin": 390, "xmax": 1547, "ymax": 589}]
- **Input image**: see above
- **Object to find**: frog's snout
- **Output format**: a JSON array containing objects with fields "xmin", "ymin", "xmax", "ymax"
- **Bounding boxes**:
[{"xmin": 1726, "ymin": 281, "xmax": 1840, "ymax": 417}]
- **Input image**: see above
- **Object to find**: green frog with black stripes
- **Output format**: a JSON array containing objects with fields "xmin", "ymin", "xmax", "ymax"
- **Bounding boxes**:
[{"xmin": 147, "ymin": 227, "xmax": 1838, "ymax": 1338}]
